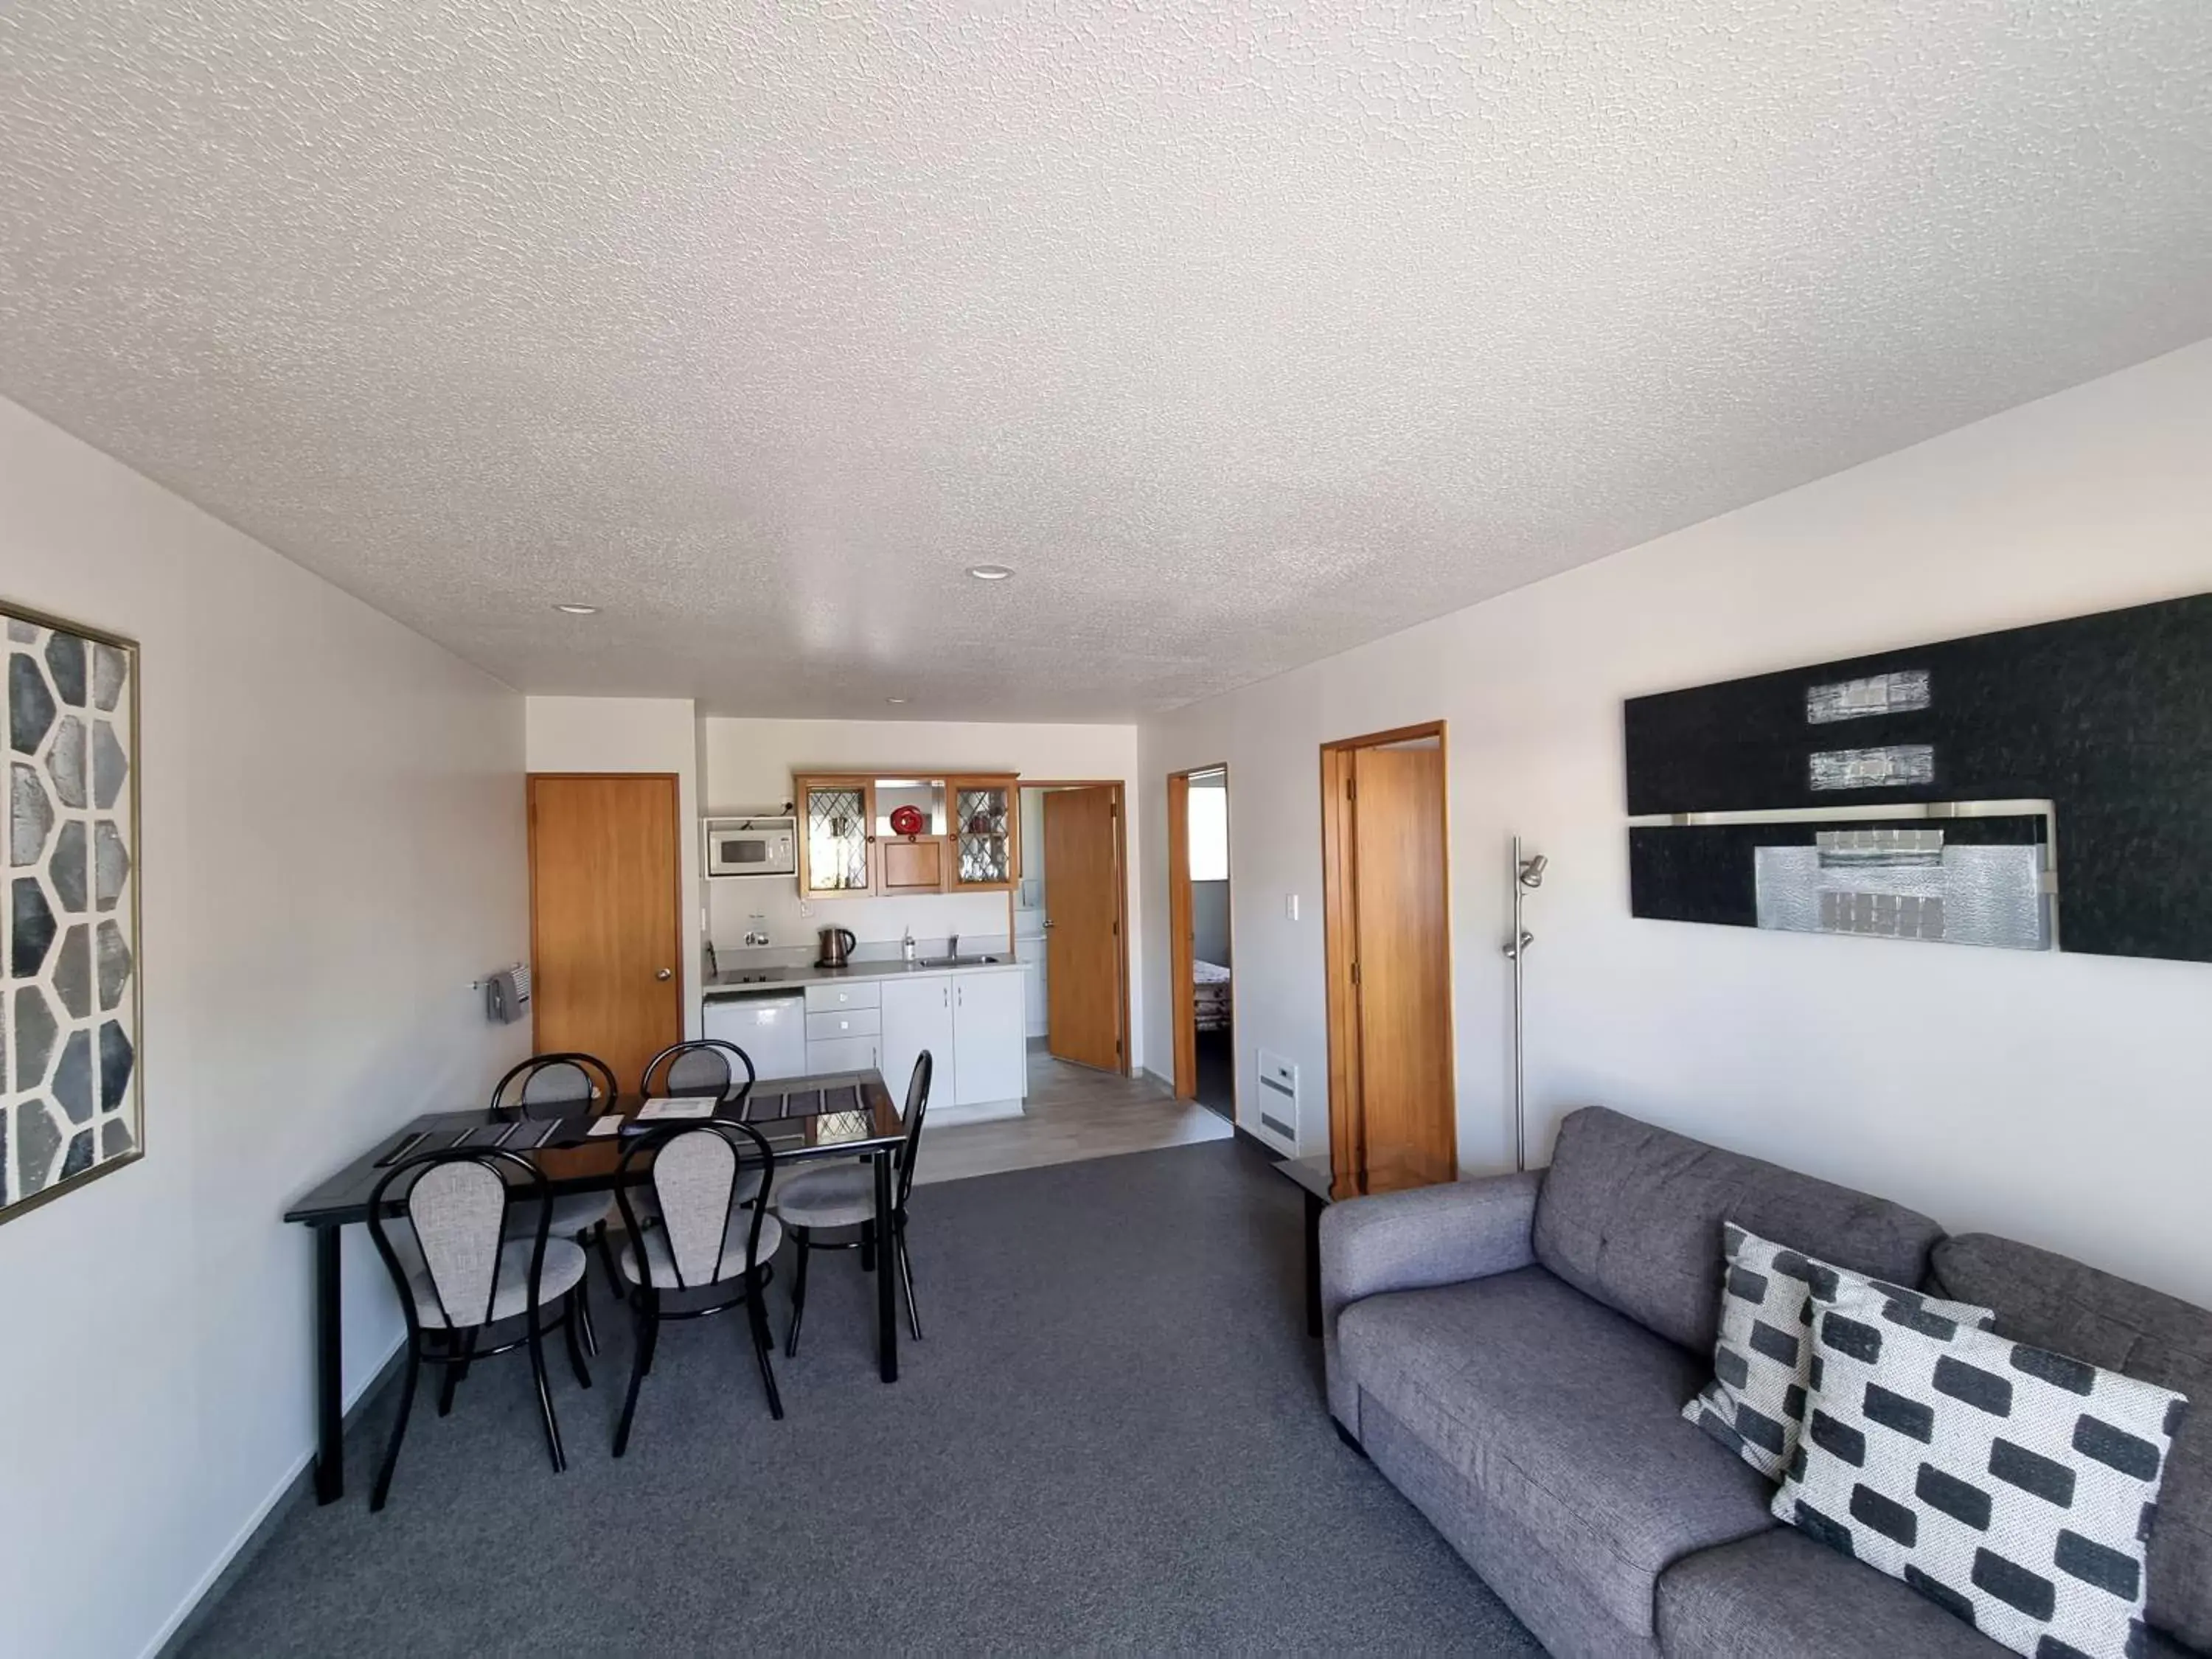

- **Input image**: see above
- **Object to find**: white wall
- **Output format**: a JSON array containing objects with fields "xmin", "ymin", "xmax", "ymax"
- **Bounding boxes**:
[
  {"xmin": 1139, "ymin": 338, "xmax": 2212, "ymax": 1307},
  {"xmin": 701, "ymin": 717, "xmax": 1143, "ymax": 1063},
  {"xmin": 524, "ymin": 695, "xmax": 704, "ymax": 1039},
  {"xmin": 0, "ymin": 395, "xmax": 529, "ymax": 1658}
]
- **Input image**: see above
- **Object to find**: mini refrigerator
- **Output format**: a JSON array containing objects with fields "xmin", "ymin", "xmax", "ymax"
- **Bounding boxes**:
[{"xmin": 701, "ymin": 992, "xmax": 808, "ymax": 1080}]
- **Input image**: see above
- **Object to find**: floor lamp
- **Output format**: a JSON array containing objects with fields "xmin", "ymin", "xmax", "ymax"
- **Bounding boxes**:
[{"xmin": 1502, "ymin": 838, "xmax": 1548, "ymax": 1173}]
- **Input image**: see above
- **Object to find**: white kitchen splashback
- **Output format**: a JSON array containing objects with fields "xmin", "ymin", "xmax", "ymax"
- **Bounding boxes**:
[{"xmin": 707, "ymin": 877, "xmax": 1009, "ymax": 955}]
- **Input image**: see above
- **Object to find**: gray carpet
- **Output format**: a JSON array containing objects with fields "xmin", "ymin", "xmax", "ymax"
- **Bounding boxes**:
[{"xmin": 184, "ymin": 1139, "xmax": 1541, "ymax": 1655}]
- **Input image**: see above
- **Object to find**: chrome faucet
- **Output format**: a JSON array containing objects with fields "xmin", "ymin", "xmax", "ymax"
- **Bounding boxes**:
[{"xmin": 947, "ymin": 933, "xmax": 959, "ymax": 961}]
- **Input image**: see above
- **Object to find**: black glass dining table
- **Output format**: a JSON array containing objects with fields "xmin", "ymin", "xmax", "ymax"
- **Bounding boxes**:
[{"xmin": 284, "ymin": 1067, "xmax": 905, "ymax": 1505}]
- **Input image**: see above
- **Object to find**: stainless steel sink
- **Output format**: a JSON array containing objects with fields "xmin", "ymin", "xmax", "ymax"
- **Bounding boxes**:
[{"xmin": 915, "ymin": 954, "xmax": 1002, "ymax": 967}]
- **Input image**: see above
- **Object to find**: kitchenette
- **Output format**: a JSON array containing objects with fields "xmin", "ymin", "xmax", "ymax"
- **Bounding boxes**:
[{"xmin": 699, "ymin": 771, "xmax": 1032, "ymax": 1125}]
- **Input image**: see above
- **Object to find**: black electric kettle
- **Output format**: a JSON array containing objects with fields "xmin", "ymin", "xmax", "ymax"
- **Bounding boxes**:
[{"xmin": 815, "ymin": 927, "xmax": 857, "ymax": 970}]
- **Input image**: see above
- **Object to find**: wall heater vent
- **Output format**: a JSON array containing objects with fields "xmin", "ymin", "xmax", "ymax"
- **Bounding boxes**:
[{"xmin": 1256, "ymin": 1051, "xmax": 1298, "ymax": 1146}]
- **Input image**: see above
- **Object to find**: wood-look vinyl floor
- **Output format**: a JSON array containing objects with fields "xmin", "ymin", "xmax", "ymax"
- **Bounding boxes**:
[{"xmin": 913, "ymin": 1046, "xmax": 1234, "ymax": 1186}]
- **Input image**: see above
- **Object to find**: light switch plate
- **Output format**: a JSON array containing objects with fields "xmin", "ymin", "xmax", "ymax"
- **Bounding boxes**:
[{"xmin": 1285, "ymin": 893, "xmax": 1300, "ymax": 922}]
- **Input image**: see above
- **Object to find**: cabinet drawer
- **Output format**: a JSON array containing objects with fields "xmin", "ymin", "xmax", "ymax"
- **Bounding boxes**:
[
  {"xmin": 804, "ymin": 981, "xmax": 881, "ymax": 1013},
  {"xmin": 806, "ymin": 1007, "xmax": 881, "ymax": 1041},
  {"xmin": 805, "ymin": 1035, "xmax": 879, "ymax": 1075}
]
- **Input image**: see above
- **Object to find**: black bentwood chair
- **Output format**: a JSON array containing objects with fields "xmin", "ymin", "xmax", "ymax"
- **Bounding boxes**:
[
  {"xmin": 639, "ymin": 1039, "xmax": 764, "ymax": 1209},
  {"xmin": 640, "ymin": 1038, "xmax": 757, "ymax": 1103},
  {"xmin": 364, "ymin": 1146, "xmax": 591, "ymax": 1512},
  {"xmin": 777, "ymin": 1051, "xmax": 932, "ymax": 1357},
  {"xmin": 611, "ymin": 1119, "xmax": 784, "ymax": 1456},
  {"xmin": 490, "ymin": 1052, "xmax": 622, "ymax": 1349}
]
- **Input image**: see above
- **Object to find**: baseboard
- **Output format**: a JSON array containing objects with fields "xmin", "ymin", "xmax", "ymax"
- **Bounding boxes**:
[
  {"xmin": 1141, "ymin": 1065, "xmax": 1176, "ymax": 1093},
  {"xmin": 928, "ymin": 1096, "xmax": 1024, "ymax": 1128},
  {"xmin": 147, "ymin": 1333, "xmax": 408, "ymax": 1659},
  {"xmin": 1233, "ymin": 1122, "xmax": 1283, "ymax": 1159}
]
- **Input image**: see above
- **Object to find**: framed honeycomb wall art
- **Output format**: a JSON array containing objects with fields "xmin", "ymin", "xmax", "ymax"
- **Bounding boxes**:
[{"xmin": 4, "ymin": 600, "xmax": 139, "ymax": 1223}]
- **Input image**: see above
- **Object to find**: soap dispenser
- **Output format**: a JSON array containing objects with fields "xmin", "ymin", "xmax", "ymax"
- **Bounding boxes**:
[{"xmin": 901, "ymin": 927, "xmax": 917, "ymax": 965}]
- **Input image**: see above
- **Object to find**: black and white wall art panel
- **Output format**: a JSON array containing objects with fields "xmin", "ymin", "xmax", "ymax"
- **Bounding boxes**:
[
  {"xmin": 4, "ymin": 602, "xmax": 139, "ymax": 1221},
  {"xmin": 1623, "ymin": 592, "xmax": 2212, "ymax": 963}
]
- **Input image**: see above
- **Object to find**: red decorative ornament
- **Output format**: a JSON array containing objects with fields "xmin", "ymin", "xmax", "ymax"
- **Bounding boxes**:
[{"xmin": 888, "ymin": 804, "xmax": 925, "ymax": 838}]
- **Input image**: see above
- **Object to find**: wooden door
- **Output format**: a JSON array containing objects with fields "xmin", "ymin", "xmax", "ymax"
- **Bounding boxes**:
[
  {"xmin": 1043, "ymin": 787, "xmax": 1122, "ymax": 1071},
  {"xmin": 528, "ymin": 773, "xmax": 683, "ymax": 1091},
  {"xmin": 1348, "ymin": 742, "xmax": 1455, "ymax": 1189},
  {"xmin": 1166, "ymin": 771, "xmax": 1196, "ymax": 1099}
]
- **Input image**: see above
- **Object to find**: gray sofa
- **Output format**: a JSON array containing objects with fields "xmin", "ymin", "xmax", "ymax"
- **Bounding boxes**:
[{"xmin": 1320, "ymin": 1106, "xmax": 2212, "ymax": 1658}]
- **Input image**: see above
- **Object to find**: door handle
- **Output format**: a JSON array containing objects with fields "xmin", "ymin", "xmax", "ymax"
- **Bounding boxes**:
[{"xmin": 655, "ymin": 968, "xmax": 672, "ymax": 981}]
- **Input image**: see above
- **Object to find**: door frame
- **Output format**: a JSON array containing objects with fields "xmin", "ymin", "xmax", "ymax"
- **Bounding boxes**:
[
  {"xmin": 1023, "ymin": 779, "xmax": 1133, "ymax": 1077},
  {"xmin": 1318, "ymin": 722, "xmax": 1456, "ymax": 1194},
  {"xmin": 526, "ymin": 771, "xmax": 685, "ymax": 1062},
  {"xmin": 1166, "ymin": 763, "xmax": 1235, "ymax": 1113}
]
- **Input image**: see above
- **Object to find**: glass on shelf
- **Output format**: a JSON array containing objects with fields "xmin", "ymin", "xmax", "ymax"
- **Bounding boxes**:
[
  {"xmin": 955, "ymin": 784, "xmax": 1012, "ymax": 885},
  {"xmin": 807, "ymin": 786, "xmax": 869, "ymax": 891}
]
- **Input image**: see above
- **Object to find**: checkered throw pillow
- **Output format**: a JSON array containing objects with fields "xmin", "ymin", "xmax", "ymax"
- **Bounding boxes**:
[
  {"xmin": 1776, "ymin": 1273, "xmax": 2188, "ymax": 1659},
  {"xmin": 1683, "ymin": 1223, "xmax": 1994, "ymax": 1481}
]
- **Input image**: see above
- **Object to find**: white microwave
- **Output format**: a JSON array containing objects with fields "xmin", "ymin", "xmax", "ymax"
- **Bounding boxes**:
[{"xmin": 705, "ymin": 815, "xmax": 798, "ymax": 878}]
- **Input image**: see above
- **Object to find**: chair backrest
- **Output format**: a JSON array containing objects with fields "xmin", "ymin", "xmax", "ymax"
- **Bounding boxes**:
[
  {"xmin": 641, "ymin": 1039, "xmax": 756, "ymax": 1104},
  {"xmin": 366, "ymin": 1146, "xmax": 551, "ymax": 1331},
  {"xmin": 490, "ymin": 1052, "xmax": 617, "ymax": 1119},
  {"xmin": 895, "ymin": 1050, "xmax": 933, "ymax": 1209},
  {"xmin": 613, "ymin": 1120, "xmax": 775, "ymax": 1290}
]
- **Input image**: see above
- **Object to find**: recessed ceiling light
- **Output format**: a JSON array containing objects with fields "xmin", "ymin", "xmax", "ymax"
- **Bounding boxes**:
[
  {"xmin": 886, "ymin": 697, "xmax": 908, "ymax": 705},
  {"xmin": 552, "ymin": 603, "xmax": 599, "ymax": 616},
  {"xmin": 965, "ymin": 564, "xmax": 1014, "ymax": 582}
]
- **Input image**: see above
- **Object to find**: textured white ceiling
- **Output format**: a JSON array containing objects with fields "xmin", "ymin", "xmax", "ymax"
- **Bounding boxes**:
[{"xmin": 4, "ymin": 3, "xmax": 2211, "ymax": 720}]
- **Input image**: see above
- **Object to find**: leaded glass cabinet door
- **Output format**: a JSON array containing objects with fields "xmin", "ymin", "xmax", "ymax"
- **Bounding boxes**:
[
  {"xmin": 950, "ymin": 776, "xmax": 1018, "ymax": 889},
  {"xmin": 799, "ymin": 779, "xmax": 872, "ymax": 896}
]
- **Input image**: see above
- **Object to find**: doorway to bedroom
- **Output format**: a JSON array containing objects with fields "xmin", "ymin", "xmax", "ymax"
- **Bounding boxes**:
[{"xmin": 1168, "ymin": 765, "xmax": 1236, "ymax": 1121}]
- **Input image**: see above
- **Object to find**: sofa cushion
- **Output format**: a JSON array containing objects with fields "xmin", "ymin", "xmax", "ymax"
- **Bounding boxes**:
[
  {"xmin": 1337, "ymin": 1264, "xmax": 1775, "ymax": 1637},
  {"xmin": 1774, "ymin": 1273, "xmax": 2185, "ymax": 1659},
  {"xmin": 1657, "ymin": 1528, "xmax": 2202, "ymax": 1659},
  {"xmin": 1932, "ymin": 1233, "xmax": 2212, "ymax": 1654},
  {"xmin": 1683, "ymin": 1222, "xmax": 1994, "ymax": 1481},
  {"xmin": 1533, "ymin": 1106, "xmax": 1947, "ymax": 1355}
]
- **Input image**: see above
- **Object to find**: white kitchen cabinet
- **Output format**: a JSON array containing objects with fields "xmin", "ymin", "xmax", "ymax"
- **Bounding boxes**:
[
  {"xmin": 879, "ymin": 974, "xmax": 955, "ymax": 1105},
  {"xmin": 804, "ymin": 981, "xmax": 880, "ymax": 1013},
  {"xmin": 950, "ymin": 970, "xmax": 1028, "ymax": 1108},
  {"xmin": 805, "ymin": 1007, "xmax": 880, "ymax": 1043},
  {"xmin": 806, "ymin": 1034, "xmax": 879, "ymax": 1075}
]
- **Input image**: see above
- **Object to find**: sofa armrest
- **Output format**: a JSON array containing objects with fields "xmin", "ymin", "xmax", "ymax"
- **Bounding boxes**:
[{"xmin": 1320, "ymin": 1171, "xmax": 1543, "ymax": 1432}]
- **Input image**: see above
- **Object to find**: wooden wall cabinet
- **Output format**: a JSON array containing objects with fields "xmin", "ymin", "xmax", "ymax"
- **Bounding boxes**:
[
  {"xmin": 796, "ymin": 776, "xmax": 875, "ymax": 897},
  {"xmin": 947, "ymin": 775, "xmax": 1019, "ymax": 891},
  {"xmin": 878, "ymin": 835, "xmax": 947, "ymax": 895},
  {"xmin": 796, "ymin": 772, "xmax": 1013, "ymax": 898}
]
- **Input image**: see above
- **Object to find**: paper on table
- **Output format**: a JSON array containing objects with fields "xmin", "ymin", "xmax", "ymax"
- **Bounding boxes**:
[
  {"xmin": 633, "ymin": 1096, "xmax": 719, "ymax": 1122},
  {"xmin": 586, "ymin": 1115, "xmax": 625, "ymax": 1138}
]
